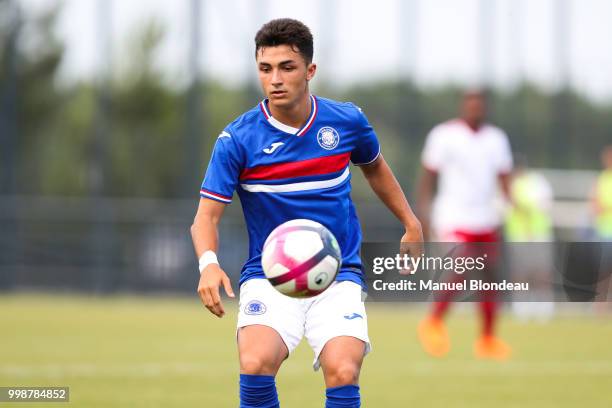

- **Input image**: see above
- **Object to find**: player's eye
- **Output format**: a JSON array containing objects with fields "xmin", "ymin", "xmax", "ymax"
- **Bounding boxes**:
[{"xmin": 283, "ymin": 66, "xmax": 296, "ymax": 71}]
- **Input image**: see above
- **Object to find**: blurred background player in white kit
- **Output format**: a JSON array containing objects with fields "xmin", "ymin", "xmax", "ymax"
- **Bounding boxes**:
[{"xmin": 417, "ymin": 90, "xmax": 513, "ymax": 360}]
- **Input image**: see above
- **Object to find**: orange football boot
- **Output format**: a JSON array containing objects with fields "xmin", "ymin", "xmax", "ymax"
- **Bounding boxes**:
[
  {"xmin": 417, "ymin": 316, "xmax": 450, "ymax": 357},
  {"xmin": 474, "ymin": 335, "xmax": 512, "ymax": 361}
]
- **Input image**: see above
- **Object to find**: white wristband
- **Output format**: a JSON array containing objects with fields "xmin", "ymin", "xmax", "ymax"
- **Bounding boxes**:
[{"xmin": 198, "ymin": 250, "xmax": 219, "ymax": 274}]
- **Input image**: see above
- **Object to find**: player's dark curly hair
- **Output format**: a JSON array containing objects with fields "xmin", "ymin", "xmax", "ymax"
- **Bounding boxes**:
[{"xmin": 255, "ymin": 18, "xmax": 314, "ymax": 64}]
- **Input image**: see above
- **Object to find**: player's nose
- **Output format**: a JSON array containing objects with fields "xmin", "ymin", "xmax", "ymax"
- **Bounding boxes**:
[{"xmin": 270, "ymin": 68, "xmax": 283, "ymax": 85}]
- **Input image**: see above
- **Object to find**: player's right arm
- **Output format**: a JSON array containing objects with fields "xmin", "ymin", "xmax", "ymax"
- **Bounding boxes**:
[
  {"xmin": 193, "ymin": 126, "xmax": 243, "ymax": 317},
  {"xmin": 191, "ymin": 198, "xmax": 235, "ymax": 318}
]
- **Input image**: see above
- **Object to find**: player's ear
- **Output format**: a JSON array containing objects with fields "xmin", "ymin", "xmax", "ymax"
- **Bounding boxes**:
[{"xmin": 306, "ymin": 63, "xmax": 316, "ymax": 81}]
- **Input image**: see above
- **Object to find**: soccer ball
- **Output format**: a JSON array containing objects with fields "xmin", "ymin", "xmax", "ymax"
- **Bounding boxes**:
[{"xmin": 262, "ymin": 219, "xmax": 342, "ymax": 298}]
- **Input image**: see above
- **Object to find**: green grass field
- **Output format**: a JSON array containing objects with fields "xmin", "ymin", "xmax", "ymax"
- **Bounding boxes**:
[{"xmin": 1, "ymin": 295, "xmax": 611, "ymax": 407}]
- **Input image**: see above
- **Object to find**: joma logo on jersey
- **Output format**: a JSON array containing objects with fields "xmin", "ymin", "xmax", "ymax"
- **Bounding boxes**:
[
  {"xmin": 317, "ymin": 127, "xmax": 340, "ymax": 150},
  {"xmin": 263, "ymin": 142, "xmax": 284, "ymax": 154}
]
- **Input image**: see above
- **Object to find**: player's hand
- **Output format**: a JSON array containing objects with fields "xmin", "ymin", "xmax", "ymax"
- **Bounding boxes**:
[
  {"xmin": 197, "ymin": 264, "xmax": 235, "ymax": 318},
  {"xmin": 399, "ymin": 224, "xmax": 424, "ymax": 275}
]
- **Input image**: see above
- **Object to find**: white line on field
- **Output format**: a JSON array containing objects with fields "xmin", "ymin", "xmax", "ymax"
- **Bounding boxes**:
[{"xmin": 1, "ymin": 361, "xmax": 612, "ymax": 378}]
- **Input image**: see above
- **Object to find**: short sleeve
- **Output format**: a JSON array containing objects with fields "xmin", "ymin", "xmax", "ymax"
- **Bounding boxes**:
[
  {"xmin": 496, "ymin": 130, "xmax": 513, "ymax": 174},
  {"xmin": 421, "ymin": 126, "xmax": 445, "ymax": 171},
  {"xmin": 350, "ymin": 106, "xmax": 381, "ymax": 165},
  {"xmin": 200, "ymin": 129, "xmax": 243, "ymax": 204}
]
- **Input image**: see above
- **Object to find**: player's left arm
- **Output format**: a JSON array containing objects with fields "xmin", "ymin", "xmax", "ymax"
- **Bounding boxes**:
[
  {"xmin": 360, "ymin": 154, "xmax": 424, "ymax": 255},
  {"xmin": 498, "ymin": 172, "xmax": 512, "ymax": 202},
  {"xmin": 497, "ymin": 130, "xmax": 514, "ymax": 204}
]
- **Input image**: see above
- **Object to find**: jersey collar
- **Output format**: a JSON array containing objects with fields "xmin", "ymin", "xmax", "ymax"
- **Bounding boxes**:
[{"xmin": 259, "ymin": 95, "xmax": 318, "ymax": 137}]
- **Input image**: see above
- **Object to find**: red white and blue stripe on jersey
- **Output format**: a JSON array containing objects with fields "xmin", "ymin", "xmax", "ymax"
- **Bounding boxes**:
[
  {"xmin": 200, "ymin": 95, "xmax": 380, "ymax": 287},
  {"xmin": 199, "ymin": 188, "xmax": 232, "ymax": 203},
  {"xmin": 238, "ymin": 151, "xmax": 350, "ymax": 193}
]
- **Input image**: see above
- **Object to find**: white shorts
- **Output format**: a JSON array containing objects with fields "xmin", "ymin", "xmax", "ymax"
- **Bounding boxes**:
[{"xmin": 237, "ymin": 278, "xmax": 371, "ymax": 371}]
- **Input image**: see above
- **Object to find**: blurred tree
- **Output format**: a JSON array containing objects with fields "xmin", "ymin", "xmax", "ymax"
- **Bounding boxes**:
[
  {"xmin": 343, "ymin": 80, "xmax": 612, "ymax": 200},
  {"xmin": 107, "ymin": 21, "xmax": 248, "ymax": 198},
  {"xmin": 0, "ymin": 0, "xmax": 21, "ymax": 194},
  {"xmin": 110, "ymin": 20, "xmax": 182, "ymax": 197},
  {"xmin": 3, "ymin": 3, "xmax": 612, "ymax": 199},
  {"xmin": 0, "ymin": 1, "xmax": 65, "ymax": 195}
]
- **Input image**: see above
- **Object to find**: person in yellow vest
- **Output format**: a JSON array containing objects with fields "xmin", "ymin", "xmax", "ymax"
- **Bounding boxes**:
[
  {"xmin": 592, "ymin": 146, "xmax": 612, "ymax": 241},
  {"xmin": 505, "ymin": 155, "xmax": 555, "ymax": 320},
  {"xmin": 505, "ymin": 155, "xmax": 553, "ymax": 242},
  {"xmin": 591, "ymin": 146, "xmax": 612, "ymax": 306}
]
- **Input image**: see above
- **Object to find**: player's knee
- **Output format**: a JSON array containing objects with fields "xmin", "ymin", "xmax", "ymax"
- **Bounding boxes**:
[
  {"xmin": 240, "ymin": 354, "xmax": 277, "ymax": 375},
  {"xmin": 326, "ymin": 361, "xmax": 360, "ymax": 386}
]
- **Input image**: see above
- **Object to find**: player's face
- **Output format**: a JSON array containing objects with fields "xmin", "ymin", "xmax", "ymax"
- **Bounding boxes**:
[
  {"xmin": 256, "ymin": 45, "xmax": 316, "ymax": 109},
  {"xmin": 461, "ymin": 94, "xmax": 486, "ymax": 125}
]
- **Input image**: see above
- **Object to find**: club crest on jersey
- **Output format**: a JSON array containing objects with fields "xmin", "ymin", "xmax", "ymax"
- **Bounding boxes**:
[
  {"xmin": 245, "ymin": 300, "xmax": 266, "ymax": 315},
  {"xmin": 317, "ymin": 127, "xmax": 340, "ymax": 150}
]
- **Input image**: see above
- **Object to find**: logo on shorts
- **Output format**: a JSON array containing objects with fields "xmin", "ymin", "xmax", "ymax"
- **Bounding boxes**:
[
  {"xmin": 245, "ymin": 300, "xmax": 267, "ymax": 315},
  {"xmin": 343, "ymin": 312, "xmax": 363, "ymax": 320},
  {"xmin": 317, "ymin": 127, "xmax": 340, "ymax": 150}
]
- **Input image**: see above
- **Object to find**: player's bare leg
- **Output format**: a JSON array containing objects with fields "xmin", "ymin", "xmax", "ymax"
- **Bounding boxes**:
[
  {"xmin": 320, "ymin": 336, "xmax": 365, "ymax": 386},
  {"xmin": 238, "ymin": 325, "xmax": 288, "ymax": 375},
  {"xmin": 238, "ymin": 325, "xmax": 288, "ymax": 408},
  {"xmin": 319, "ymin": 336, "xmax": 365, "ymax": 407}
]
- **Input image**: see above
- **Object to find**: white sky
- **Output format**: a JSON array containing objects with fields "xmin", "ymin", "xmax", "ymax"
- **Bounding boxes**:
[{"xmin": 18, "ymin": 0, "xmax": 612, "ymax": 102}]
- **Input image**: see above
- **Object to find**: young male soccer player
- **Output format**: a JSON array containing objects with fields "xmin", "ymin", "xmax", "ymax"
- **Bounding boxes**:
[
  {"xmin": 191, "ymin": 18, "xmax": 422, "ymax": 407},
  {"xmin": 417, "ymin": 91, "xmax": 513, "ymax": 360}
]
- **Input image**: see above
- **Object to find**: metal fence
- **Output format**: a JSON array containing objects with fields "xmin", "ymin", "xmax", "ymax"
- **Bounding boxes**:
[
  {"xmin": 0, "ymin": 181, "xmax": 602, "ymax": 294},
  {"xmin": 0, "ymin": 193, "xmax": 413, "ymax": 293},
  {"xmin": 0, "ymin": 196, "xmax": 244, "ymax": 292}
]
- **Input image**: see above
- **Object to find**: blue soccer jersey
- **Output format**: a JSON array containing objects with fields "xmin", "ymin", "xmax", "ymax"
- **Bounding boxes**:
[{"xmin": 200, "ymin": 95, "xmax": 380, "ymax": 287}]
